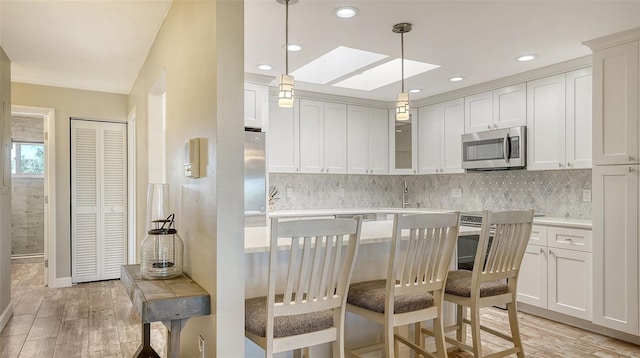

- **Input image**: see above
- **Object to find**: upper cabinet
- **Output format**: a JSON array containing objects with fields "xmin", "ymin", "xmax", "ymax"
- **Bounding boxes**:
[
  {"xmin": 299, "ymin": 99, "xmax": 347, "ymax": 174},
  {"xmin": 417, "ymin": 98, "xmax": 464, "ymax": 174},
  {"xmin": 464, "ymin": 83, "xmax": 526, "ymax": 133},
  {"xmin": 347, "ymin": 105, "xmax": 389, "ymax": 174},
  {"xmin": 591, "ymin": 41, "xmax": 639, "ymax": 165},
  {"xmin": 526, "ymin": 68, "xmax": 593, "ymax": 170},
  {"xmin": 244, "ymin": 83, "xmax": 269, "ymax": 130},
  {"xmin": 389, "ymin": 108, "xmax": 418, "ymax": 174},
  {"xmin": 267, "ymin": 95, "xmax": 299, "ymax": 173}
]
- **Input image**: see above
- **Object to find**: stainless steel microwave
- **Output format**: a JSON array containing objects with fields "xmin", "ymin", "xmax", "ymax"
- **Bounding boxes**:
[{"xmin": 461, "ymin": 126, "xmax": 526, "ymax": 170}]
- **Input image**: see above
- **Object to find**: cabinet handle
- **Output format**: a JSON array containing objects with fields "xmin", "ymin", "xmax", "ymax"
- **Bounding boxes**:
[
  {"xmin": 493, "ymin": 124, "xmax": 498, "ymax": 129},
  {"xmin": 487, "ymin": 125, "xmax": 492, "ymax": 130},
  {"xmin": 549, "ymin": 250, "xmax": 555, "ymax": 256},
  {"xmin": 629, "ymin": 156, "xmax": 634, "ymax": 162},
  {"xmin": 558, "ymin": 163, "xmax": 563, "ymax": 168},
  {"xmin": 567, "ymin": 162, "xmax": 572, "ymax": 167},
  {"xmin": 414, "ymin": 169, "xmax": 416, "ymax": 174},
  {"xmin": 326, "ymin": 168, "xmax": 329, "ymax": 173},
  {"xmin": 540, "ymin": 248, "xmax": 545, "ymax": 254},
  {"xmin": 320, "ymin": 168, "xmax": 324, "ymax": 173},
  {"xmin": 629, "ymin": 167, "xmax": 634, "ymax": 173},
  {"xmin": 564, "ymin": 237, "xmax": 573, "ymax": 242},
  {"xmin": 296, "ymin": 168, "xmax": 299, "ymax": 172}
]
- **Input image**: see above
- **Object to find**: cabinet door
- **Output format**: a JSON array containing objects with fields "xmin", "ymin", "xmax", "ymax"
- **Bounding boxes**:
[
  {"xmin": 442, "ymin": 98, "xmax": 465, "ymax": 173},
  {"xmin": 548, "ymin": 248, "xmax": 592, "ymax": 320},
  {"xmin": 244, "ymin": 83, "xmax": 268, "ymax": 130},
  {"xmin": 527, "ymin": 74, "xmax": 567, "ymax": 170},
  {"xmin": 268, "ymin": 96, "xmax": 299, "ymax": 173},
  {"xmin": 323, "ymin": 102, "xmax": 347, "ymax": 174},
  {"xmin": 299, "ymin": 99, "xmax": 324, "ymax": 173},
  {"xmin": 464, "ymin": 90, "xmax": 493, "ymax": 133},
  {"xmin": 347, "ymin": 105, "xmax": 369, "ymax": 174},
  {"xmin": 418, "ymin": 104, "xmax": 441, "ymax": 174},
  {"xmin": 517, "ymin": 244, "xmax": 547, "ymax": 308},
  {"xmin": 592, "ymin": 165, "xmax": 639, "ymax": 334},
  {"xmin": 493, "ymin": 83, "xmax": 526, "ymax": 129},
  {"xmin": 367, "ymin": 108, "xmax": 389, "ymax": 174},
  {"xmin": 389, "ymin": 108, "xmax": 418, "ymax": 174},
  {"xmin": 566, "ymin": 68, "xmax": 593, "ymax": 169},
  {"xmin": 592, "ymin": 42, "xmax": 639, "ymax": 165}
]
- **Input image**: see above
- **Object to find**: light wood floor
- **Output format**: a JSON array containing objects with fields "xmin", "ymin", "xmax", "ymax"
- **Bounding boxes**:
[
  {"xmin": 2, "ymin": 259, "xmax": 640, "ymax": 357},
  {"xmin": 1, "ymin": 258, "xmax": 167, "ymax": 358}
]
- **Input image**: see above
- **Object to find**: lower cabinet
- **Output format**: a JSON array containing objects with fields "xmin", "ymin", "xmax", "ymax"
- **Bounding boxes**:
[{"xmin": 518, "ymin": 225, "xmax": 592, "ymax": 320}]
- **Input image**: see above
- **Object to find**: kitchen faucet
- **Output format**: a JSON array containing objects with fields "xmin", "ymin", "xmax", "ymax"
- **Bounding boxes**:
[{"xmin": 402, "ymin": 180, "xmax": 410, "ymax": 208}]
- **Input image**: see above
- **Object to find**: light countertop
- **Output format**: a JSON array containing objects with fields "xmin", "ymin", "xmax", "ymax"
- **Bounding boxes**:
[{"xmin": 245, "ymin": 209, "xmax": 592, "ymax": 253}]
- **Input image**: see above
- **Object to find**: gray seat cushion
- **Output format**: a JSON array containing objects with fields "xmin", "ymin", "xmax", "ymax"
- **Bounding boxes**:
[
  {"xmin": 445, "ymin": 270, "xmax": 509, "ymax": 297},
  {"xmin": 347, "ymin": 280, "xmax": 434, "ymax": 314},
  {"xmin": 245, "ymin": 295, "xmax": 334, "ymax": 338}
]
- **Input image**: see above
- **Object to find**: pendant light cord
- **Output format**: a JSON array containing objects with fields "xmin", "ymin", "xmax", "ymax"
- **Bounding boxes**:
[
  {"xmin": 285, "ymin": 0, "xmax": 289, "ymax": 75},
  {"xmin": 400, "ymin": 31, "xmax": 405, "ymax": 93}
]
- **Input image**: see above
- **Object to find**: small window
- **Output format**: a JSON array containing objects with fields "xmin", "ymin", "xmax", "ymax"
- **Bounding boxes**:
[{"xmin": 11, "ymin": 142, "xmax": 45, "ymax": 177}]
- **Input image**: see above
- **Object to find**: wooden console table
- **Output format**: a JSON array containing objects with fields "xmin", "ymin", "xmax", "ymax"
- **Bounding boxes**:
[{"xmin": 121, "ymin": 264, "xmax": 211, "ymax": 358}]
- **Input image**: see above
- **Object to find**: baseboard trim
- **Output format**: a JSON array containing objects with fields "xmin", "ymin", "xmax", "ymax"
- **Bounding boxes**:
[
  {"xmin": 51, "ymin": 276, "xmax": 72, "ymax": 288},
  {"xmin": 0, "ymin": 303, "xmax": 13, "ymax": 332}
]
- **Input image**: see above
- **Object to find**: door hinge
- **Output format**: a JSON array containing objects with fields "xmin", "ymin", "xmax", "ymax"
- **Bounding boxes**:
[{"xmin": 44, "ymin": 259, "xmax": 49, "ymax": 268}]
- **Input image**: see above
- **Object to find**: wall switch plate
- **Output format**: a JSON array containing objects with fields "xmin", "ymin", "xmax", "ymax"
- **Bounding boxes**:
[
  {"xmin": 339, "ymin": 187, "xmax": 345, "ymax": 197},
  {"xmin": 286, "ymin": 188, "xmax": 293, "ymax": 198},
  {"xmin": 451, "ymin": 188, "xmax": 462, "ymax": 198},
  {"xmin": 582, "ymin": 189, "xmax": 591, "ymax": 202}
]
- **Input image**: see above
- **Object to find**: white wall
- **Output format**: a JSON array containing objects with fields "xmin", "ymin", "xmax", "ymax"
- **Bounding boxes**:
[
  {"xmin": 0, "ymin": 46, "xmax": 12, "ymax": 331},
  {"xmin": 11, "ymin": 83, "xmax": 128, "ymax": 279},
  {"xmin": 128, "ymin": 1, "xmax": 245, "ymax": 356}
]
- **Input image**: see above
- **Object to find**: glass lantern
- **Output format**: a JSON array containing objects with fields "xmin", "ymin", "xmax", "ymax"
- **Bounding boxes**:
[{"xmin": 140, "ymin": 214, "xmax": 184, "ymax": 279}]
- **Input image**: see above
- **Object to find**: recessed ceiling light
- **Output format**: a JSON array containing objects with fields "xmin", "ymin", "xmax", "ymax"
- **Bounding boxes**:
[
  {"xmin": 334, "ymin": 6, "xmax": 358, "ymax": 18},
  {"xmin": 517, "ymin": 54, "xmax": 536, "ymax": 62},
  {"xmin": 256, "ymin": 64, "xmax": 272, "ymax": 71},
  {"xmin": 409, "ymin": 89, "xmax": 422, "ymax": 93},
  {"xmin": 449, "ymin": 76, "xmax": 464, "ymax": 82},
  {"xmin": 287, "ymin": 44, "xmax": 302, "ymax": 52}
]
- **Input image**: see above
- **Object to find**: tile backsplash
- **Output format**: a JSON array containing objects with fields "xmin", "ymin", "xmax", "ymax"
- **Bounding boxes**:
[{"xmin": 269, "ymin": 169, "xmax": 591, "ymax": 219}]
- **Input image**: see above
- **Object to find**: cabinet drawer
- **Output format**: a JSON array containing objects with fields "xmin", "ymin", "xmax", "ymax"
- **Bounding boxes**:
[
  {"xmin": 547, "ymin": 227, "xmax": 592, "ymax": 252},
  {"xmin": 529, "ymin": 225, "xmax": 548, "ymax": 246}
]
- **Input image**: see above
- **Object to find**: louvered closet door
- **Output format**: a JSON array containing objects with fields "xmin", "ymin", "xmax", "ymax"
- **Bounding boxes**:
[{"xmin": 71, "ymin": 120, "xmax": 127, "ymax": 283}]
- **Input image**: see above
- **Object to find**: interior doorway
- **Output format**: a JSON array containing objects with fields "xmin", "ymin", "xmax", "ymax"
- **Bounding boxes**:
[{"xmin": 10, "ymin": 105, "xmax": 55, "ymax": 287}]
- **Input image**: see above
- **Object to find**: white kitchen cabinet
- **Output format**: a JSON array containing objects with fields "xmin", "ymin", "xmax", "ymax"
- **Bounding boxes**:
[
  {"xmin": 389, "ymin": 108, "xmax": 418, "ymax": 174},
  {"xmin": 592, "ymin": 164, "xmax": 639, "ymax": 335},
  {"xmin": 590, "ymin": 41, "xmax": 639, "ymax": 165},
  {"xmin": 267, "ymin": 95, "xmax": 300, "ymax": 173},
  {"xmin": 517, "ymin": 225, "xmax": 592, "ymax": 320},
  {"xmin": 299, "ymin": 99, "xmax": 347, "ymax": 174},
  {"xmin": 347, "ymin": 105, "xmax": 388, "ymax": 174},
  {"xmin": 464, "ymin": 83, "xmax": 526, "ymax": 133},
  {"xmin": 526, "ymin": 74, "xmax": 566, "ymax": 170},
  {"xmin": 244, "ymin": 82, "xmax": 269, "ymax": 130},
  {"xmin": 527, "ymin": 69, "xmax": 593, "ymax": 171},
  {"xmin": 566, "ymin": 68, "xmax": 593, "ymax": 169},
  {"xmin": 417, "ymin": 98, "xmax": 464, "ymax": 174}
]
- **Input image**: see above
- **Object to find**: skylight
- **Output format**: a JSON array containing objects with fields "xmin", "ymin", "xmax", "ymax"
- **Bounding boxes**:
[
  {"xmin": 333, "ymin": 58, "xmax": 440, "ymax": 91},
  {"xmin": 291, "ymin": 46, "xmax": 388, "ymax": 85}
]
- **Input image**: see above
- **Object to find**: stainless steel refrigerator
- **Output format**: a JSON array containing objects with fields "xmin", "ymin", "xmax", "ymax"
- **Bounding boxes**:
[{"xmin": 244, "ymin": 131, "xmax": 266, "ymax": 227}]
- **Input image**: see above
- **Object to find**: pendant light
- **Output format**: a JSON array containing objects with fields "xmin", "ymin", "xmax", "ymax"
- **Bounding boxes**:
[
  {"xmin": 393, "ymin": 22, "xmax": 412, "ymax": 121},
  {"xmin": 277, "ymin": 0, "xmax": 297, "ymax": 108}
]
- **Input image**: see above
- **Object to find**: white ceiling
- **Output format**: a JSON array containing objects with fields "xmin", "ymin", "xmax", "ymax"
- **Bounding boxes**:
[
  {"xmin": 0, "ymin": 1, "xmax": 637, "ymax": 99},
  {"xmin": 245, "ymin": 0, "xmax": 640, "ymax": 101}
]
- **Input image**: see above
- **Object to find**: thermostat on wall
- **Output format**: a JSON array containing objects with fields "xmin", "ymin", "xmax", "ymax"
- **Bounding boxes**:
[{"xmin": 184, "ymin": 138, "xmax": 200, "ymax": 178}]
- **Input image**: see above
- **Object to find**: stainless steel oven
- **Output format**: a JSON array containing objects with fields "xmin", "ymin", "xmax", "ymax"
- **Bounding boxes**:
[{"xmin": 462, "ymin": 126, "xmax": 526, "ymax": 170}]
